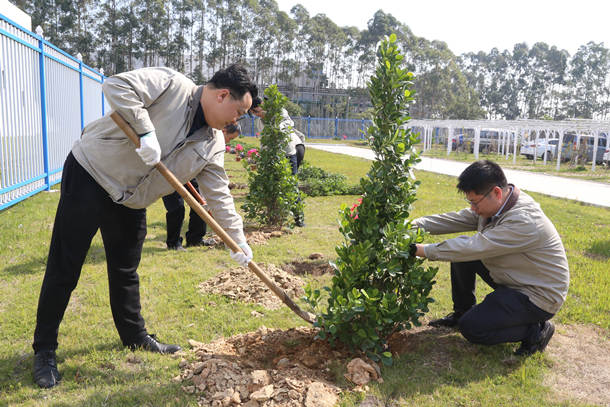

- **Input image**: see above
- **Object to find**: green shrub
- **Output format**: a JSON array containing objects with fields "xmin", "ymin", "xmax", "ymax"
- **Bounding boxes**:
[
  {"xmin": 242, "ymin": 86, "xmax": 303, "ymax": 227},
  {"xmin": 304, "ymin": 34, "xmax": 438, "ymax": 364},
  {"xmin": 297, "ymin": 162, "xmax": 361, "ymax": 196}
]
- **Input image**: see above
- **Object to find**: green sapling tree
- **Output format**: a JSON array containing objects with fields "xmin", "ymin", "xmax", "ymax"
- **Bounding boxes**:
[
  {"xmin": 242, "ymin": 85, "xmax": 303, "ymax": 227},
  {"xmin": 304, "ymin": 34, "xmax": 438, "ymax": 364}
]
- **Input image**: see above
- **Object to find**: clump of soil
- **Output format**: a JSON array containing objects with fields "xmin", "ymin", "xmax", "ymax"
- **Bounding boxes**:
[
  {"xmin": 177, "ymin": 326, "xmax": 382, "ymax": 406},
  {"xmin": 199, "ymin": 264, "xmax": 305, "ymax": 310},
  {"xmin": 282, "ymin": 260, "xmax": 334, "ymax": 276}
]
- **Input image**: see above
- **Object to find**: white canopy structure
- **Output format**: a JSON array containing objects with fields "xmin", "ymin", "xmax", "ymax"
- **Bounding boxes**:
[{"xmin": 410, "ymin": 119, "xmax": 610, "ymax": 171}]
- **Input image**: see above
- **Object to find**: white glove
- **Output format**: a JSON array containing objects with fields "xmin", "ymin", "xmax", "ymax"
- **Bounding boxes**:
[
  {"xmin": 230, "ymin": 243, "xmax": 253, "ymax": 267},
  {"xmin": 135, "ymin": 131, "xmax": 161, "ymax": 166}
]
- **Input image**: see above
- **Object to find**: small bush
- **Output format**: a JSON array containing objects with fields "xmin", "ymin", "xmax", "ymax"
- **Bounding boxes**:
[{"xmin": 297, "ymin": 162, "xmax": 361, "ymax": 196}]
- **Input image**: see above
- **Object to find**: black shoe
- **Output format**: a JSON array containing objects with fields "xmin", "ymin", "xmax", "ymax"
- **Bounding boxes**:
[
  {"xmin": 186, "ymin": 237, "xmax": 216, "ymax": 247},
  {"xmin": 167, "ymin": 243, "xmax": 186, "ymax": 251},
  {"xmin": 429, "ymin": 312, "xmax": 464, "ymax": 328},
  {"xmin": 128, "ymin": 334, "xmax": 181, "ymax": 354},
  {"xmin": 33, "ymin": 350, "xmax": 61, "ymax": 388},
  {"xmin": 514, "ymin": 321, "xmax": 555, "ymax": 356}
]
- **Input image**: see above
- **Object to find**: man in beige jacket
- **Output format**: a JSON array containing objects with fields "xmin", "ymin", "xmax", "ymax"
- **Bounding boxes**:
[
  {"xmin": 32, "ymin": 65, "xmax": 257, "ymax": 388},
  {"xmin": 412, "ymin": 160, "xmax": 569, "ymax": 356}
]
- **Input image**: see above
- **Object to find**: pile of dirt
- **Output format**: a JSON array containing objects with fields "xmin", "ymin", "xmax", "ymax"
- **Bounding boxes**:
[
  {"xmin": 281, "ymin": 260, "xmax": 334, "ymax": 276},
  {"xmin": 195, "ymin": 229, "xmax": 289, "ymax": 248},
  {"xmin": 199, "ymin": 264, "xmax": 305, "ymax": 310},
  {"xmin": 177, "ymin": 326, "xmax": 382, "ymax": 406},
  {"xmin": 228, "ymin": 182, "xmax": 248, "ymax": 190}
]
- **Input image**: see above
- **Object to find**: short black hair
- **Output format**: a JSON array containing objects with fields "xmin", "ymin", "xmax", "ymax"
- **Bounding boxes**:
[
  {"xmin": 251, "ymin": 96, "xmax": 263, "ymax": 109},
  {"xmin": 207, "ymin": 64, "xmax": 258, "ymax": 101},
  {"xmin": 457, "ymin": 160, "xmax": 507, "ymax": 195}
]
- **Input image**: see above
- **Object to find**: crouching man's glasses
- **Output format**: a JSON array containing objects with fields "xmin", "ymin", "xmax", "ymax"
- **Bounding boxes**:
[{"xmin": 465, "ymin": 186, "xmax": 495, "ymax": 208}]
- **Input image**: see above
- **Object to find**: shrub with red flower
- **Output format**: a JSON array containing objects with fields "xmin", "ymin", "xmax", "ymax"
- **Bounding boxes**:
[
  {"xmin": 225, "ymin": 145, "xmax": 231, "ymax": 153},
  {"xmin": 350, "ymin": 197, "xmax": 363, "ymax": 219},
  {"xmin": 235, "ymin": 144, "xmax": 244, "ymax": 152},
  {"xmin": 247, "ymin": 148, "xmax": 259, "ymax": 158},
  {"xmin": 342, "ymin": 134, "xmax": 347, "ymax": 140}
]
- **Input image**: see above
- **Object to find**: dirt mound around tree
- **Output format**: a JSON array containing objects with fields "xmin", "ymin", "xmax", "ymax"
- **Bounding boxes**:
[
  {"xmin": 177, "ymin": 326, "xmax": 382, "ymax": 406},
  {"xmin": 199, "ymin": 264, "xmax": 305, "ymax": 310}
]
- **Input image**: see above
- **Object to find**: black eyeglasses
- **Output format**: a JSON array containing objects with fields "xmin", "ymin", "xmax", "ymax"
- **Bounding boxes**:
[{"xmin": 465, "ymin": 186, "xmax": 495, "ymax": 208}]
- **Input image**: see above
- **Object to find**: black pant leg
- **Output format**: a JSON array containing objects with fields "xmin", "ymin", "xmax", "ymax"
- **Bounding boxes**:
[
  {"xmin": 185, "ymin": 179, "xmax": 206, "ymax": 244},
  {"xmin": 162, "ymin": 192, "xmax": 184, "ymax": 247},
  {"xmin": 33, "ymin": 153, "xmax": 104, "ymax": 352},
  {"xmin": 99, "ymin": 199, "xmax": 148, "ymax": 346},
  {"xmin": 295, "ymin": 144, "xmax": 305, "ymax": 168},
  {"xmin": 450, "ymin": 261, "xmax": 497, "ymax": 314},
  {"xmin": 287, "ymin": 154, "xmax": 298, "ymax": 175},
  {"xmin": 458, "ymin": 287, "xmax": 553, "ymax": 345}
]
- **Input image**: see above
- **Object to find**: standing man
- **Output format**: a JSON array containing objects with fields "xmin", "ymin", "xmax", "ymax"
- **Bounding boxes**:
[
  {"xmin": 412, "ymin": 160, "xmax": 569, "ymax": 356},
  {"xmin": 33, "ymin": 65, "xmax": 257, "ymax": 388}
]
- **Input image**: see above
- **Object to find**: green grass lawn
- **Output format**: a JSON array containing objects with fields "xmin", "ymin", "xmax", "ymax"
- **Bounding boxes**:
[{"xmin": 0, "ymin": 143, "xmax": 608, "ymax": 406}]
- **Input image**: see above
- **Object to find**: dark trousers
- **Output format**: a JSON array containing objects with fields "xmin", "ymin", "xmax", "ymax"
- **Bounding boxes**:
[
  {"xmin": 451, "ymin": 261, "xmax": 553, "ymax": 345},
  {"xmin": 33, "ymin": 153, "xmax": 148, "ymax": 352},
  {"xmin": 162, "ymin": 180, "xmax": 206, "ymax": 247},
  {"xmin": 295, "ymin": 144, "xmax": 305, "ymax": 168},
  {"xmin": 287, "ymin": 146, "xmax": 305, "ymax": 222}
]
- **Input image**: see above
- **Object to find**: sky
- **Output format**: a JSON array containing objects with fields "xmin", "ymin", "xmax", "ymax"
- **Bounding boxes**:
[{"xmin": 274, "ymin": 0, "xmax": 609, "ymax": 56}]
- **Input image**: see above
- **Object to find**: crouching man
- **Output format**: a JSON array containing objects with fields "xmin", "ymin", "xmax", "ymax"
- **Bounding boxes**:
[
  {"xmin": 33, "ymin": 64, "xmax": 257, "ymax": 388},
  {"xmin": 412, "ymin": 160, "xmax": 569, "ymax": 356}
]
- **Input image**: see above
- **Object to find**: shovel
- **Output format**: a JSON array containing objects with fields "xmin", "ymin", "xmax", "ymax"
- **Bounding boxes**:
[{"xmin": 110, "ymin": 111, "xmax": 315, "ymax": 324}]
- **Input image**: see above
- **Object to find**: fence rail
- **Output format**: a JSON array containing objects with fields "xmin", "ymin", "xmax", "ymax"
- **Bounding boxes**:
[{"xmin": 0, "ymin": 13, "xmax": 105, "ymax": 211}]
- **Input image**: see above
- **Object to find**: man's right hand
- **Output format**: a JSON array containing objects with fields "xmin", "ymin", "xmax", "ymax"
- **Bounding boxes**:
[{"xmin": 136, "ymin": 131, "xmax": 161, "ymax": 166}]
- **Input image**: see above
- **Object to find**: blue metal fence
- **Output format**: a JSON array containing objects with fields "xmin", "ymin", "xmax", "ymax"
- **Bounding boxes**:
[
  {"xmin": 237, "ymin": 115, "xmax": 373, "ymax": 140},
  {"xmin": 0, "ymin": 13, "xmax": 105, "ymax": 211}
]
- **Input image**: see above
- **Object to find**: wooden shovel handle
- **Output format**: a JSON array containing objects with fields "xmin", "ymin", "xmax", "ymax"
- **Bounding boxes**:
[{"xmin": 110, "ymin": 111, "xmax": 315, "ymax": 324}]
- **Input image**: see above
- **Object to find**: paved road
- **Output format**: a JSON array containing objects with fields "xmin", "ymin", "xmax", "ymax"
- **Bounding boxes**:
[{"xmin": 306, "ymin": 144, "xmax": 610, "ymax": 208}]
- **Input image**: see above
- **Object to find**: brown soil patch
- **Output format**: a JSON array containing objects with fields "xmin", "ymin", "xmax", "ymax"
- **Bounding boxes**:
[
  {"xmin": 177, "ymin": 326, "xmax": 358, "ymax": 406},
  {"xmin": 543, "ymin": 324, "xmax": 610, "ymax": 406},
  {"xmin": 282, "ymin": 260, "xmax": 334, "ymax": 276},
  {"xmin": 199, "ymin": 264, "xmax": 305, "ymax": 310},
  {"xmin": 244, "ymin": 226, "xmax": 294, "ymax": 246},
  {"xmin": 200, "ymin": 228, "xmax": 292, "ymax": 248},
  {"xmin": 228, "ymin": 182, "xmax": 248, "ymax": 190}
]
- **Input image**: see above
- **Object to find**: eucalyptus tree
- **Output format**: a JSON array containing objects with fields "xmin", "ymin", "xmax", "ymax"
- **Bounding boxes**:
[
  {"xmin": 249, "ymin": 0, "xmax": 280, "ymax": 83},
  {"xmin": 190, "ymin": 0, "xmax": 208, "ymax": 82},
  {"xmin": 565, "ymin": 42, "xmax": 609, "ymax": 118},
  {"xmin": 273, "ymin": 9, "xmax": 297, "ymax": 84}
]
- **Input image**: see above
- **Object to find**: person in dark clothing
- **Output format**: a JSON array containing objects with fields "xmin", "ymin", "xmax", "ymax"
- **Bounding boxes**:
[{"xmin": 162, "ymin": 180, "xmax": 212, "ymax": 251}]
